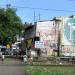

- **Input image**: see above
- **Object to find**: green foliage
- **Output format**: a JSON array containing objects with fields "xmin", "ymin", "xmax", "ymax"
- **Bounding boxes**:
[
  {"xmin": 25, "ymin": 66, "xmax": 75, "ymax": 75},
  {"xmin": 0, "ymin": 6, "xmax": 23, "ymax": 45}
]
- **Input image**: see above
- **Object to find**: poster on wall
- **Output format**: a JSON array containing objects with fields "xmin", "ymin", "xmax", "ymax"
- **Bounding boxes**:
[
  {"xmin": 61, "ymin": 17, "xmax": 75, "ymax": 56},
  {"xmin": 61, "ymin": 18, "xmax": 75, "ymax": 45},
  {"xmin": 62, "ymin": 45, "xmax": 74, "ymax": 56},
  {"xmin": 35, "ymin": 41, "xmax": 44, "ymax": 48}
]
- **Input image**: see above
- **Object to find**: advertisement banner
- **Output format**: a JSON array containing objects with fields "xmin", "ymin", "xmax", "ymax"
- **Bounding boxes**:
[
  {"xmin": 62, "ymin": 45, "xmax": 74, "ymax": 56},
  {"xmin": 35, "ymin": 41, "xmax": 44, "ymax": 48},
  {"xmin": 61, "ymin": 17, "xmax": 75, "ymax": 56},
  {"xmin": 61, "ymin": 18, "xmax": 75, "ymax": 45}
]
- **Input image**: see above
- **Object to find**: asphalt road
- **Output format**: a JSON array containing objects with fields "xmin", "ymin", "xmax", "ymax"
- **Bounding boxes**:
[{"xmin": 0, "ymin": 58, "xmax": 26, "ymax": 75}]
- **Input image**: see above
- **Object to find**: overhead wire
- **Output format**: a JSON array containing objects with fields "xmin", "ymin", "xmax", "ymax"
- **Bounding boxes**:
[
  {"xmin": 13, "ymin": 6, "xmax": 75, "ymax": 12},
  {"xmin": 0, "ymin": 5, "xmax": 75, "ymax": 12}
]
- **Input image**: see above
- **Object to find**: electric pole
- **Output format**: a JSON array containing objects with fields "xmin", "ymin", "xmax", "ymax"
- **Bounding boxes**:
[
  {"xmin": 34, "ymin": 12, "xmax": 36, "ymax": 24},
  {"xmin": 38, "ymin": 13, "xmax": 40, "ymax": 21}
]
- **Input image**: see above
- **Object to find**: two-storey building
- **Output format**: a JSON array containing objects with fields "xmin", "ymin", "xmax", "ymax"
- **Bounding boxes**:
[{"xmin": 24, "ymin": 20, "xmax": 60, "ymax": 57}]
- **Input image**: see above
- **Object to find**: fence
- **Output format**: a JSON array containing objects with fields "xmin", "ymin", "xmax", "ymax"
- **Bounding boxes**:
[{"xmin": 27, "ymin": 56, "xmax": 75, "ymax": 65}]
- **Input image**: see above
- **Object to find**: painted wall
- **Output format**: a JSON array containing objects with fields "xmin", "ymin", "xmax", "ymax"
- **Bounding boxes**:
[{"xmin": 36, "ymin": 21, "xmax": 58, "ymax": 56}]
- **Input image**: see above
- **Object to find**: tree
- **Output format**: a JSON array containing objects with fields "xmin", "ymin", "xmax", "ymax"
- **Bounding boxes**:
[{"xmin": 0, "ymin": 5, "xmax": 24, "ymax": 45}]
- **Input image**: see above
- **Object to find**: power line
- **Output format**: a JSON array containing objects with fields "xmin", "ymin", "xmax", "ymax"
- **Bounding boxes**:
[
  {"xmin": 0, "ymin": 5, "xmax": 75, "ymax": 12},
  {"xmin": 13, "ymin": 6, "xmax": 75, "ymax": 12}
]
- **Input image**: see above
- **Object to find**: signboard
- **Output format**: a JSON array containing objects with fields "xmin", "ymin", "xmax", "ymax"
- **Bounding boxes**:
[
  {"xmin": 35, "ymin": 41, "xmax": 44, "ymax": 48},
  {"xmin": 6, "ymin": 44, "xmax": 10, "ymax": 48},
  {"xmin": 60, "ymin": 17, "xmax": 75, "ymax": 56},
  {"xmin": 62, "ymin": 45, "xmax": 75, "ymax": 56},
  {"xmin": 61, "ymin": 18, "xmax": 75, "ymax": 45}
]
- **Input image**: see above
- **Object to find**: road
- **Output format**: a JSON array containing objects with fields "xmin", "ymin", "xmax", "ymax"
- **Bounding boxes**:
[{"xmin": 0, "ymin": 58, "xmax": 26, "ymax": 75}]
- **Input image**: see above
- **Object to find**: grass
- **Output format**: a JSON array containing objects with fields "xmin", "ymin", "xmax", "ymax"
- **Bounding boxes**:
[{"xmin": 24, "ymin": 65, "xmax": 75, "ymax": 75}]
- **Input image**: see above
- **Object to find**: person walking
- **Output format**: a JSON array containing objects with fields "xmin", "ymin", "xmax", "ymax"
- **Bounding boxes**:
[
  {"xmin": 1, "ymin": 54, "xmax": 5, "ymax": 64},
  {"xmin": 23, "ymin": 55, "xmax": 27, "ymax": 63}
]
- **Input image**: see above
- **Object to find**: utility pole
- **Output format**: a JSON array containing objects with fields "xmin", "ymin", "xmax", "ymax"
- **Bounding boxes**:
[
  {"xmin": 38, "ymin": 13, "xmax": 41, "ymax": 21},
  {"xmin": 6, "ymin": 4, "xmax": 11, "ymax": 8},
  {"xmin": 53, "ymin": 18, "xmax": 61, "ymax": 56},
  {"xmin": 57, "ymin": 31, "xmax": 60, "ymax": 56},
  {"xmin": 34, "ymin": 12, "xmax": 36, "ymax": 24},
  {"xmin": 34, "ymin": 12, "xmax": 41, "ymax": 24}
]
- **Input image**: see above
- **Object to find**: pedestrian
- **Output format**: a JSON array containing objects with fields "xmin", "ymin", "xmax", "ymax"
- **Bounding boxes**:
[
  {"xmin": 23, "ymin": 55, "xmax": 27, "ymax": 63},
  {"xmin": 29, "ymin": 56, "xmax": 33, "ymax": 64},
  {"xmin": 1, "ymin": 54, "xmax": 5, "ymax": 64}
]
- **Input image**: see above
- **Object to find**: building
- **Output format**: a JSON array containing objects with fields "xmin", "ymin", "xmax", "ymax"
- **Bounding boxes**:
[
  {"xmin": 36, "ymin": 20, "xmax": 59, "ymax": 56},
  {"xmin": 24, "ymin": 25, "xmax": 40, "ymax": 57},
  {"xmin": 24, "ymin": 15, "xmax": 75, "ymax": 57},
  {"xmin": 24, "ymin": 20, "xmax": 60, "ymax": 57}
]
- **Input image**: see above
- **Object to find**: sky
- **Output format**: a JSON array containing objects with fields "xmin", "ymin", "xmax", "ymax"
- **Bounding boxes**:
[{"xmin": 0, "ymin": 0, "xmax": 75, "ymax": 23}]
